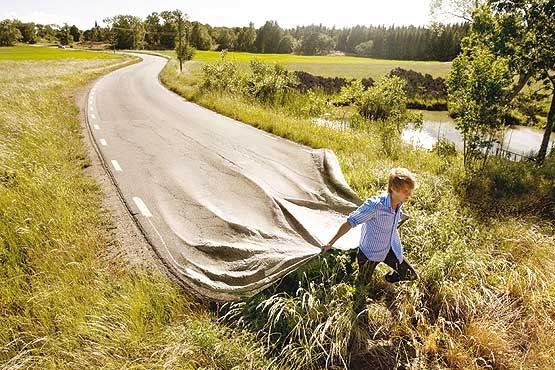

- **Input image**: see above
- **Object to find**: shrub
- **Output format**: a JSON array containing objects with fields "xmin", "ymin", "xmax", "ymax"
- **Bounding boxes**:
[
  {"xmin": 200, "ymin": 60, "xmax": 244, "ymax": 94},
  {"xmin": 245, "ymin": 60, "xmax": 298, "ymax": 106}
]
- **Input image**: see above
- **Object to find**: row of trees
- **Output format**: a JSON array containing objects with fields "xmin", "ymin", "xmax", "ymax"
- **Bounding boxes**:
[
  {"xmin": 0, "ymin": 14, "xmax": 468, "ymax": 61},
  {"xmin": 0, "ymin": 19, "xmax": 82, "ymax": 46}
]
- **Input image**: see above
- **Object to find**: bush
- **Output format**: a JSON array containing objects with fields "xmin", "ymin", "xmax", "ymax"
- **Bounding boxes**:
[
  {"xmin": 245, "ymin": 60, "xmax": 298, "ymax": 106},
  {"xmin": 353, "ymin": 76, "xmax": 408, "ymax": 121},
  {"xmin": 200, "ymin": 60, "xmax": 244, "ymax": 94}
]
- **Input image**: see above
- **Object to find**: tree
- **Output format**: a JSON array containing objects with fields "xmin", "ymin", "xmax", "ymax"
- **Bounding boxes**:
[
  {"xmin": 57, "ymin": 24, "xmax": 74, "ymax": 45},
  {"xmin": 69, "ymin": 25, "xmax": 81, "ymax": 43},
  {"xmin": 236, "ymin": 23, "xmax": 256, "ymax": 52},
  {"xmin": 172, "ymin": 10, "xmax": 194, "ymax": 72},
  {"xmin": 14, "ymin": 21, "xmax": 36, "ymax": 44},
  {"xmin": 144, "ymin": 12, "xmax": 162, "ymax": 49},
  {"xmin": 255, "ymin": 21, "xmax": 283, "ymax": 53},
  {"xmin": 103, "ymin": 15, "xmax": 145, "ymax": 49},
  {"xmin": 299, "ymin": 31, "xmax": 334, "ymax": 55},
  {"xmin": 214, "ymin": 27, "xmax": 236, "ymax": 50},
  {"xmin": 277, "ymin": 34, "xmax": 295, "ymax": 54},
  {"xmin": 354, "ymin": 40, "xmax": 373, "ymax": 56},
  {"xmin": 447, "ymin": 47, "xmax": 512, "ymax": 170},
  {"xmin": 0, "ymin": 19, "xmax": 22, "ymax": 46},
  {"xmin": 463, "ymin": 1, "xmax": 555, "ymax": 163},
  {"xmin": 190, "ymin": 22, "xmax": 213, "ymax": 50}
]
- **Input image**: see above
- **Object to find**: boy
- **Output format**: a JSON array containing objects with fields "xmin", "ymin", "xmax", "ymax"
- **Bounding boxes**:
[{"xmin": 321, "ymin": 168, "xmax": 418, "ymax": 287}]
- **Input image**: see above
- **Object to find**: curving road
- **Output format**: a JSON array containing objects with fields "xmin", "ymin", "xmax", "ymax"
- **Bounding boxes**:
[{"xmin": 86, "ymin": 53, "xmax": 362, "ymax": 300}]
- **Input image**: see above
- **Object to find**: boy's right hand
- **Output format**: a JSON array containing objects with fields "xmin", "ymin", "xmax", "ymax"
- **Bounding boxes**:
[{"xmin": 320, "ymin": 243, "xmax": 333, "ymax": 254}]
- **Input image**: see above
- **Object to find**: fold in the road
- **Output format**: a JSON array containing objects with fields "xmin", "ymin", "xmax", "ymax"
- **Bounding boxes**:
[{"xmin": 87, "ymin": 53, "xmax": 363, "ymax": 300}]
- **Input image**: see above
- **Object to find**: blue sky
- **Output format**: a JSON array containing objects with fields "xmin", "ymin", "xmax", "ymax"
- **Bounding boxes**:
[{"xmin": 1, "ymin": 0, "xmax": 446, "ymax": 30}]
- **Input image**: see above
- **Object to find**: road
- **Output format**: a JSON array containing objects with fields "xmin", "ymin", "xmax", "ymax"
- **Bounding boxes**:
[{"xmin": 86, "ymin": 53, "xmax": 362, "ymax": 300}]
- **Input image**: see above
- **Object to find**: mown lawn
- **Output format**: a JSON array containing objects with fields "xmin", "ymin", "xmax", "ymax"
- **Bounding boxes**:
[
  {"xmin": 159, "ymin": 49, "xmax": 451, "ymax": 79},
  {"xmin": 0, "ymin": 44, "xmax": 119, "ymax": 60}
]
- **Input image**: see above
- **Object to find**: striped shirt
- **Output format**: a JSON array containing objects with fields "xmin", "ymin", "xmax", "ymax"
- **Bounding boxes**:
[{"xmin": 347, "ymin": 192, "xmax": 404, "ymax": 263}]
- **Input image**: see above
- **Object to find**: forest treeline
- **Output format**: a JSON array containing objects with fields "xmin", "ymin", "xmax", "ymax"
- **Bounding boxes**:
[{"xmin": 0, "ymin": 15, "xmax": 468, "ymax": 61}]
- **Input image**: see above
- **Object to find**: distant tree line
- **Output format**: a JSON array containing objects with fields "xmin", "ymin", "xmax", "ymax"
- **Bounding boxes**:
[{"xmin": 0, "ymin": 13, "xmax": 468, "ymax": 61}]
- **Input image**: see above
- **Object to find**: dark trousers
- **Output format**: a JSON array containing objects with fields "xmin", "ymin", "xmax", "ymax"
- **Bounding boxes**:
[
  {"xmin": 353, "ymin": 248, "xmax": 419, "ymax": 314},
  {"xmin": 356, "ymin": 247, "xmax": 418, "ymax": 285}
]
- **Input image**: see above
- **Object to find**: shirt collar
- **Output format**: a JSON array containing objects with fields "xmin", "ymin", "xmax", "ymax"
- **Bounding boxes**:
[{"xmin": 383, "ymin": 192, "xmax": 402, "ymax": 212}]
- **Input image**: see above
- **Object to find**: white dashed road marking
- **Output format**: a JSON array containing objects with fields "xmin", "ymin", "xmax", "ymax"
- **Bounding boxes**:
[
  {"xmin": 111, "ymin": 160, "xmax": 122, "ymax": 171},
  {"xmin": 133, "ymin": 197, "xmax": 152, "ymax": 217},
  {"xmin": 93, "ymin": 124, "xmax": 100, "ymax": 130},
  {"xmin": 100, "ymin": 139, "xmax": 107, "ymax": 146}
]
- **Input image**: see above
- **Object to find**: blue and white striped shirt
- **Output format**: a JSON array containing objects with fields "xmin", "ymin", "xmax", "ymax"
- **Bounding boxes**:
[{"xmin": 347, "ymin": 192, "xmax": 404, "ymax": 263}]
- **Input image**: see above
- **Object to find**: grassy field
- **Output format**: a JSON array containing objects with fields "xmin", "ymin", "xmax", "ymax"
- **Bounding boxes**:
[
  {"xmin": 161, "ymin": 58, "xmax": 555, "ymax": 369},
  {"xmin": 0, "ymin": 46, "xmax": 272, "ymax": 368},
  {"xmin": 159, "ymin": 50, "xmax": 451, "ymax": 80},
  {"xmin": 0, "ymin": 44, "xmax": 120, "ymax": 60}
]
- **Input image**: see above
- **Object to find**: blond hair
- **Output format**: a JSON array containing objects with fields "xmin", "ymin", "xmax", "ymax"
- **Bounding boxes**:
[{"xmin": 388, "ymin": 167, "xmax": 416, "ymax": 192}]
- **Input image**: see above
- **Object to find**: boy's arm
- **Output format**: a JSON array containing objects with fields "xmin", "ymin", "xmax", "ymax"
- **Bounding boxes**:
[{"xmin": 321, "ymin": 221, "xmax": 352, "ymax": 254}]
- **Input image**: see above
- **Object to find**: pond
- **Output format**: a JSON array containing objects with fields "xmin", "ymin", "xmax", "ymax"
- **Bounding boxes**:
[{"xmin": 402, "ymin": 111, "xmax": 555, "ymax": 159}]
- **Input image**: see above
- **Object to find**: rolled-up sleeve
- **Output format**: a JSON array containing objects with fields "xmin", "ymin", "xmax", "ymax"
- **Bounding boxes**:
[{"xmin": 347, "ymin": 198, "xmax": 378, "ymax": 226}]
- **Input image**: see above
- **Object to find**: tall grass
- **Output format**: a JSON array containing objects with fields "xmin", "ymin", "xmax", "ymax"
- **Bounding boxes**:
[
  {"xmin": 161, "ymin": 58, "xmax": 555, "ymax": 369},
  {"xmin": 0, "ymin": 55, "xmax": 273, "ymax": 368}
]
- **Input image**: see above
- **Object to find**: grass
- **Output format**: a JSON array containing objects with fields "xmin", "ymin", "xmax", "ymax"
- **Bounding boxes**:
[
  {"xmin": 0, "ymin": 47, "xmax": 273, "ymax": 368},
  {"xmin": 159, "ymin": 50, "xmax": 451, "ymax": 80},
  {"xmin": 161, "ymin": 58, "xmax": 555, "ymax": 369},
  {"xmin": 0, "ymin": 44, "xmax": 120, "ymax": 60}
]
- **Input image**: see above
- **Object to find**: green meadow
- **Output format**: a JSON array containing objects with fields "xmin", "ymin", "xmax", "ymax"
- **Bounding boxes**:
[
  {"xmin": 159, "ymin": 49, "xmax": 451, "ymax": 80},
  {"xmin": 0, "ymin": 45, "xmax": 120, "ymax": 60}
]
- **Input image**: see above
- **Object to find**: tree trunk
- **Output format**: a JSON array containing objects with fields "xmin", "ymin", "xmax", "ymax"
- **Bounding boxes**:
[{"xmin": 537, "ymin": 89, "xmax": 555, "ymax": 164}]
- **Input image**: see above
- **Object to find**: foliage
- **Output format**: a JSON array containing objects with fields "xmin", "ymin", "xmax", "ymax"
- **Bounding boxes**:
[
  {"xmin": 200, "ymin": 59, "xmax": 244, "ymax": 94},
  {"xmin": 354, "ymin": 40, "xmax": 373, "ymax": 56},
  {"xmin": 245, "ymin": 60, "xmax": 298, "ymax": 105},
  {"xmin": 447, "ymin": 46, "xmax": 512, "ymax": 170},
  {"xmin": 103, "ymin": 15, "xmax": 145, "ymax": 49},
  {"xmin": 352, "ymin": 76, "xmax": 408, "ymax": 121},
  {"xmin": 0, "ymin": 19, "xmax": 22, "ymax": 46}
]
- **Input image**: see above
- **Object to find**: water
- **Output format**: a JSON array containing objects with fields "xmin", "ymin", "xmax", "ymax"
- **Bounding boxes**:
[
  {"xmin": 313, "ymin": 111, "xmax": 555, "ymax": 159},
  {"xmin": 403, "ymin": 111, "xmax": 555, "ymax": 159}
]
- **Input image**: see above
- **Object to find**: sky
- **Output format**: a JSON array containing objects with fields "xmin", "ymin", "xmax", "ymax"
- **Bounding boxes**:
[{"xmin": 0, "ymin": 0, "xmax": 450, "ymax": 30}]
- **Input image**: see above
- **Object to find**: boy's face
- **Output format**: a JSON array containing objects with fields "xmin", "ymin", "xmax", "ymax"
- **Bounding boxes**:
[{"xmin": 391, "ymin": 184, "xmax": 413, "ymax": 203}]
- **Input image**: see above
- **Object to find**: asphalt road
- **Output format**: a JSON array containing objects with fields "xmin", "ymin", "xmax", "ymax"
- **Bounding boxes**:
[{"xmin": 87, "ymin": 53, "xmax": 362, "ymax": 300}]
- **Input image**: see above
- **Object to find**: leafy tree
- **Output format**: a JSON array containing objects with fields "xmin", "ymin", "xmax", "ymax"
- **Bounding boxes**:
[
  {"xmin": 69, "ymin": 25, "xmax": 81, "ymax": 43},
  {"xmin": 0, "ymin": 19, "xmax": 22, "ymax": 46},
  {"xmin": 190, "ymin": 22, "xmax": 213, "ymax": 50},
  {"xmin": 103, "ymin": 15, "xmax": 145, "ymax": 49},
  {"xmin": 447, "ymin": 46, "xmax": 512, "ymax": 169},
  {"xmin": 236, "ymin": 23, "xmax": 256, "ymax": 52},
  {"xmin": 299, "ymin": 31, "xmax": 334, "ymax": 55},
  {"xmin": 172, "ymin": 10, "xmax": 194, "ymax": 72},
  {"xmin": 354, "ymin": 40, "xmax": 373, "ymax": 56},
  {"xmin": 214, "ymin": 27, "xmax": 236, "ymax": 50},
  {"xmin": 255, "ymin": 21, "xmax": 283, "ymax": 53},
  {"xmin": 14, "ymin": 21, "xmax": 36, "ymax": 43},
  {"xmin": 462, "ymin": 1, "xmax": 555, "ymax": 163},
  {"xmin": 57, "ymin": 24, "xmax": 74, "ymax": 45},
  {"xmin": 159, "ymin": 11, "xmax": 177, "ymax": 49},
  {"xmin": 277, "ymin": 34, "xmax": 296, "ymax": 54},
  {"xmin": 144, "ymin": 12, "xmax": 163, "ymax": 49}
]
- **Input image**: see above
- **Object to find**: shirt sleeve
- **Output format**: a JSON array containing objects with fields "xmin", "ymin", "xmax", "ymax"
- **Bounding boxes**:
[{"xmin": 347, "ymin": 198, "xmax": 378, "ymax": 227}]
